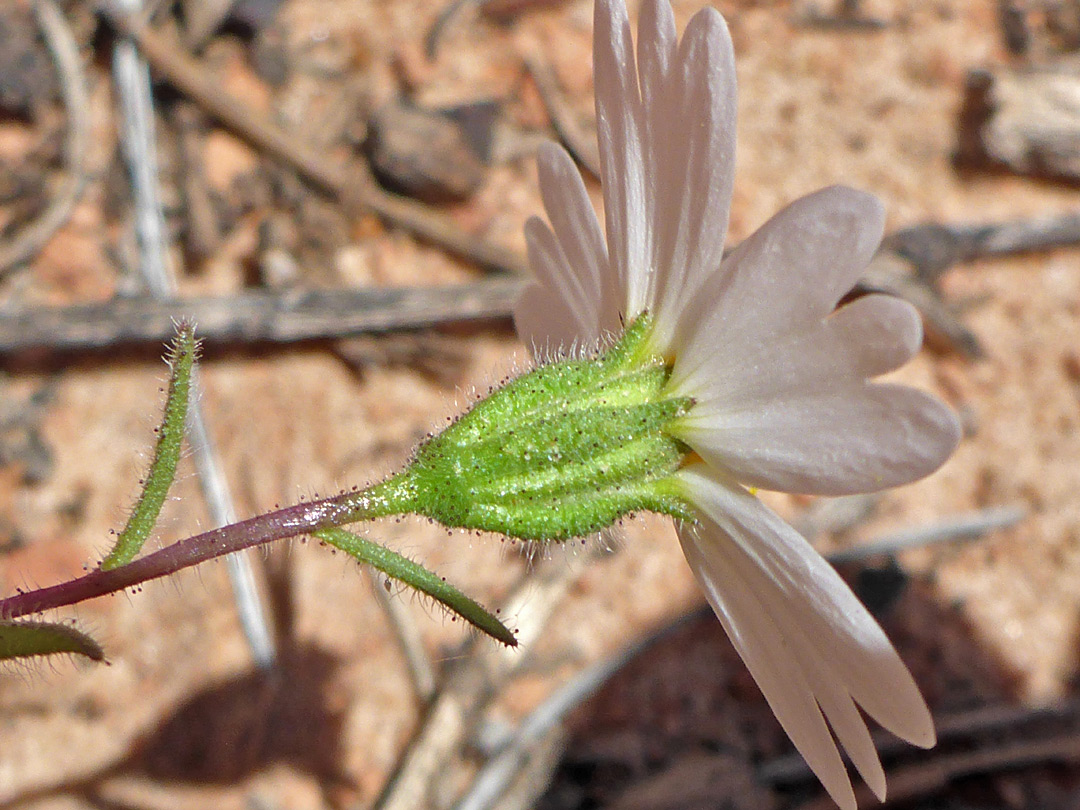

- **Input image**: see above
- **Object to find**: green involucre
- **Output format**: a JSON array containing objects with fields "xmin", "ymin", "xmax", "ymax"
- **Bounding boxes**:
[
  {"xmin": 395, "ymin": 316, "xmax": 695, "ymax": 541},
  {"xmin": 315, "ymin": 527, "xmax": 516, "ymax": 646},
  {"xmin": 101, "ymin": 324, "xmax": 198, "ymax": 571},
  {"xmin": 0, "ymin": 619, "xmax": 104, "ymax": 662}
]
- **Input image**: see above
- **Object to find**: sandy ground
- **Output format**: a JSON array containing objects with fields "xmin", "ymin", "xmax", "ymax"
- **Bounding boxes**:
[{"xmin": 1, "ymin": 0, "xmax": 1079, "ymax": 808}]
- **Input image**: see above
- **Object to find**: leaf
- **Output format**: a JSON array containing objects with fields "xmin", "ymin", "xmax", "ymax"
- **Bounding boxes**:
[
  {"xmin": 315, "ymin": 527, "xmax": 517, "ymax": 647},
  {"xmin": 101, "ymin": 323, "xmax": 198, "ymax": 571},
  {"xmin": 0, "ymin": 619, "xmax": 104, "ymax": 662}
]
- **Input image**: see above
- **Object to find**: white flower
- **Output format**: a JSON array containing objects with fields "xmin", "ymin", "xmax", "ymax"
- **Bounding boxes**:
[{"xmin": 513, "ymin": 1, "xmax": 962, "ymax": 808}]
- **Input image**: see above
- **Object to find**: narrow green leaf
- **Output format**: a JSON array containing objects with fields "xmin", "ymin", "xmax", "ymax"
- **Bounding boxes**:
[
  {"xmin": 0, "ymin": 620, "xmax": 104, "ymax": 662},
  {"xmin": 315, "ymin": 527, "xmax": 517, "ymax": 647},
  {"xmin": 101, "ymin": 323, "xmax": 198, "ymax": 571}
]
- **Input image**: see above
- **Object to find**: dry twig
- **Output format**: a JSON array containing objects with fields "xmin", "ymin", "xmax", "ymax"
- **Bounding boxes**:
[
  {"xmin": 425, "ymin": 0, "xmax": 477, "ymax": 58},
  {"xmin": 958, "ymin": 65, "xmax": 1080, "ymax": 182},
  {"xmin": 101, "ymin": 8, "xmax": 529, "ymax": 276},
  {"xmin": 792, "ymin": 700, "xmax": 1080, "ymax": 809},
  {"xmin": 522, "ymin": 48, "xmax": 602, "ymax": 179},
  {"xmin": 454, "ymin": 612, "xmax": 699, "ymax": 810},
  {"xmin": 826, "ymin": 504, "xmax": 1027, "ymax": 564},
  {"xmin": 0, "ymin": 0, "xmax": 90, "ymax": 275},
  {"xmin": 369, "ymin": 568, "xmax": 439, "ymax": 703},
  {"xmin": 372, "ymin": 549, "xmax": 603, "ymax": 810},
  {"xmin": 883, "ymin": 211, "xmax": 1080, "ymax": 280},
  {"xmin": 8, "ymin": 201, "xmax": 1073, "ymax": 355},
  {"xmin": 0, "ymin": 279, "xmax": 522, "ymax": 354},
  {"xmin": 2, "ymin": 197, "xmax": 1063, "ymax": 354}
]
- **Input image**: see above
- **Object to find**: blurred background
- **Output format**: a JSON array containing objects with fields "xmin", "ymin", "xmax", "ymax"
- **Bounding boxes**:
[{"xmin": 1, "ymin": 0, "xmax": 1079, "ymax": 808}]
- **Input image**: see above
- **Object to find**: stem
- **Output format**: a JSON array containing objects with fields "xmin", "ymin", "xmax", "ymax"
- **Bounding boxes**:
[{"xmin": 0, "ymin": 474, "xmax": 415, "ymax": 620}]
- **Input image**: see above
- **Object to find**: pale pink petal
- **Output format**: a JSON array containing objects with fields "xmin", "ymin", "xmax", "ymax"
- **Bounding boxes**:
[
  {"xmin": 671, "ymin": 185, "xmax": 885, "ymax": 378},
  {"xmin": 684, "ymin": 522, "xmax": 888, "ymax": 806},
  {"xmin": 677, "ymin": 466, "xmax": 936, "ymax": 804},
  {"xmin": 634, "ymin": 0, "xmax": 675, "ymax": 325},
  {"xmin": 648, "ymin": 7, "xmax": 737, "ymax": 351},
  {"xmin": 679, "ymin": 523, "xmax": 857, "ymax": 810},
  {"xmin": 791, "ymin": 639, "xmax": 887, "ymax": 801},
  {"xmin": 672, "ymin": 294, "xmax": 923, "ymax": 408},
  {"xmin": 594, "ymin": 0, "xmax": 650, "ymax": 316},
  {"xmin": 521, "ymin": 216, "xmax": 602, "ymax": 350},
  {"xmin": 820, "ymin": 294, "xmax": 924, "ymax": 378},
  {"xmin": 636, "ymin": 0, "xmax": 676, "ymax": 118},
  {"xmin": 680, "ymin": 467, "xmax": 936, "ymax": 746},
  {"xmin": 669, "ymin": 289, "xmax": 959, "ymax": 496},
  {"xmin": 677, "ymin": 382, "xmax": 961, "ymax": 496},
  {"xmin": 512, "ymin": 283, "xmax": 583, "ymax": 356},
  {"xmin": 535, "ymin": 143, "xmax": 618, "ymax": 334}
]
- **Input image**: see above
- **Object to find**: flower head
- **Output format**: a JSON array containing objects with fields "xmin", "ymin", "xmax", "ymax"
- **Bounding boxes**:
[{"xmin": 514, "ymin": 1, "xmax": 962, "ymax": 807}]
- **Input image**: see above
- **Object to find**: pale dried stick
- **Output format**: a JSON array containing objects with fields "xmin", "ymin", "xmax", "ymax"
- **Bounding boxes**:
[
  {"xmin": 455, "ymin": 610, "xmax": 698, "ymax": 810},
  {"xmin": 826, "ymin": 503, "xmax": 1027, "ymax": 564},
  {"xmin": 373, "ymin": 550, "xmax": 600, "ymax": 810},
  {"xmin": 0, "ymin": 279, "xmax": 523, "ymax": 353},
  {"xmin": 425, "ymin": 0, "xmax": 477, "ymax": 58},
  {"xmin": 369, "ymin": 569, "xmax": 438, "ymax": 703},
  {"xmin": 522, "ymin": 48, "xmax": 601, "ymax": 179},
  {"xmin": 101, "ymin": 8, "xmax": 528, "ymax": 276},
  {"xmin": 485, "ymin": 726, "xmax": 566, "ymax": 810},
  {"xmin": 0, "ymin": 0, "xmax": 90, "ymax": 275},
  {"xmin": 109, "ymin": 0, "xmax": 276, "ymax": 667}
]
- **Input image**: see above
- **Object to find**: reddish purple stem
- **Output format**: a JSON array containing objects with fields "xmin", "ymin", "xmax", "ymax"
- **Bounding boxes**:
[{"xmin": 0, "ymin": 486, "xmax": 399, "ymax": 619}]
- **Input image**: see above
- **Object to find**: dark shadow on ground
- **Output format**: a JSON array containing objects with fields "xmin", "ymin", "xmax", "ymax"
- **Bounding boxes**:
[
  {"xmin": 0, "ymin": 639, "xmax": 354, "ymax": 810},
  {"xmin": 538, "ymin": 560, "xmax": 1080, "ymax": 810},
  {"xmin": 0, "ymin": 541, "xmax": 356, "ymax": 810}
]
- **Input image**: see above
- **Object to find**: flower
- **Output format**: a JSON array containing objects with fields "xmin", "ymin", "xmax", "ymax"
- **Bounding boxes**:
[{"xmin": 513, "ymin": 1, "xmax": 962, "ymax": 807}]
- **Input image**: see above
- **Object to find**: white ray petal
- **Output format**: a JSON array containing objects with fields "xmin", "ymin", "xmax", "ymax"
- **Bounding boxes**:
[
  {"xmin": 594, "ymin": 0, "xmax": 650, "ymax": 317},
  {"xmin": 677, "ymin": 381, "xmax": 962, "ymax": 496},
  {"xmin": 649, "ymin": 7, "xmax": 737, "ymax": 351},
  {"xmin": 671, "ymin": 185, "xmax": 885, "ymax": 380},
  {"xmin": 670, "ymin": 293, "xmax": 923, "ymax": 414},
  {"xmin": 820, "ymin": 294, "xmax": 924, "ymax": 378},
  {"xmin": 535, "ymin": 144, "xmax": 617, "ymax": 334},
  {"xmin": 635, "ymin": 0, "xmax": 675, "ymax": 319},
  {"xmin": 684, "ymin": 514, "xmax": 891, "ymax": 804},
  {"xmin": 789, "ymin": 632, "xmax": 887, "ymax": 801},
  {"xmin": 636, "ymin": 0, "xmax": 676, "ymax": 119},
  {"xmin": 513, "ymin": 282, "xmax": 587, "ymax": 358},
  {"xmin": 521, "ymin": 216, "xmax": 601, "ymax": 349},
  {"xmin": 678, "ymin": 466, "xmax": 936, "ymax": 750},
  {"xmin": 678, "ymin": 521, "xmax": 857, "ymax": 810}
]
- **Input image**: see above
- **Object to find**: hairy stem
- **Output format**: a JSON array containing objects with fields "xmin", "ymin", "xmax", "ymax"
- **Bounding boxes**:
[{"xmin": 0, "ymin": 475, "xmax": 414, "ymax": 620}]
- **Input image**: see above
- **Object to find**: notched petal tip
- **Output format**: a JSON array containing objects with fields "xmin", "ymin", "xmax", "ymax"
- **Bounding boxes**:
[{"xmin": 675, "ymin": 469, "xmax": 936, "ymax": 807}]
